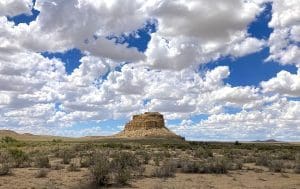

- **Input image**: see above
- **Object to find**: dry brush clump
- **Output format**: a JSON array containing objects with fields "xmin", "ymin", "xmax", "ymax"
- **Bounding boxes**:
[
  {"xmin": 57, "ymin": 149, "xmax": 76, "ymax": 165},
  {"xmin": 194, "ymin": 147, "xmax": 213, "ymax": 159},
  {"xmin": 90, "ymin": 153, "xmax": 110, "ymax": 186},
  {"xmin": 0, "ymin": 150, "xmax": 11, "ymax": 176},
  {"xmin": 135, "ymin": 150, "xmax": 151, "ymax": 164},
  {"xmin": 255, "ymin": 152, "xmax": 286, "ymax": 172},
  {"xmin": 8, "ymin": 148, "xmax": 30, "ymax": 168},
  {"xmin": 67, "ymin": 163, "xmax": 80, "ymax": 172},
  {"xmin": 90, "ymin": 151, "xmax": 143, "ymax": 187},
  {"xmin": 35, "ymin": 168, "xmax": 49, "ymax": 178},
  {"xmin": 110, "ymin": 151, "xmax": 143, "ymax": 185},
  {"xmin": 179, "ymin": 157, "xmax": 242, "ymax": 174},
  {"xmin": 79, "ymin": 155, "xmax": 93, "ymax": 168},
  {"xmin": 295, "ymin": 153, "xmax": 300, "ymax": 174},
  {"xmin": 152, "ymin": 160, "xmax": 177, "ymax": 178},
  {"xmin": 34, "ymin": 154, "xmax": 50, "ymax": 168}
]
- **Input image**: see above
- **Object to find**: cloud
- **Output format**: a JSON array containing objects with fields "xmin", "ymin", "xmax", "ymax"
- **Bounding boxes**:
[
  {"xmin": 261, "ymin": 69, "xmax": 300, "ymax": 97},
  {"xmin": 172, "ymin": 99, "xmax": 300, "ymax": 141},
  {"xmin": 0, "ymin": 0, "xmax": 33, "ymax": 16},
  {"xmin": 144, "ymin": 0, "xmax": 265, "ymax": 70},
  {"xmin": 1, "ymin": 0, "xmax": 147, "ymax": 62},
  {"xmin": 267, "ymin": 0, "xmax": 300, "ymax": 66}
]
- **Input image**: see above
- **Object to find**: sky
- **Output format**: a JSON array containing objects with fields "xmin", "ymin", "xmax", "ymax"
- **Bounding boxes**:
[{"xmin": 0, "ymin": 0, "xmax": 300, "ymax": 141}]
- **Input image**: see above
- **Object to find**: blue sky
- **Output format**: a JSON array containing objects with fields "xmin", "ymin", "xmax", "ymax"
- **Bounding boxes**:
[{"xmin": 0, "ymin": 0, "xmax": 299, "ymax": 141}]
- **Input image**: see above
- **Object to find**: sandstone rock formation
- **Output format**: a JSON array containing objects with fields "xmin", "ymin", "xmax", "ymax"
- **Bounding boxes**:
[{"xmin": 116, "ymin": 112, "xmax": 182, "ymax": 138}]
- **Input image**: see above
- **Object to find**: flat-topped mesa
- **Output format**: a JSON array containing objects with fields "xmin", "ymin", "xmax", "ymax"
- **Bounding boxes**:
[
  {"xmin": 116, "ymin": 112, "xmax": 183, "ymax": 139},
  {"xmin": 125, "ymin": 112, "xmax": 165, "ymax": 131}
]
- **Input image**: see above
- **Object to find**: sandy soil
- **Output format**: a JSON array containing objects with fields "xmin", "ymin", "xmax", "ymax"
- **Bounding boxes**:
[
  {"xmin": 0, "ymin": 168, "xmax": 299, "ymax": 189},
  {"xmin": 129, "ymin": 171, "xmax": 300, "ymax": 189},
  {"xmin": 0, "ymin": 168, "xmax": 90, "ymax": 189}
]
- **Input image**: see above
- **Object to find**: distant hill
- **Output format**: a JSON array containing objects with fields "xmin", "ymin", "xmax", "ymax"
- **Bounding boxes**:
[
  {"xmin": 0, "ymin": 130, "xmax": 71, "ymax": 141},
  {"xmin": 253, "ymin": 139, "xmax": 281, "ymax": 143}
]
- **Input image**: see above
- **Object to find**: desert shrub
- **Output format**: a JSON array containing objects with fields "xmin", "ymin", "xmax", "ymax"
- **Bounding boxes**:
[
  {"xmin": 90, "ymin": 154, "xmax": 110, "ymax": 186},
  {"xmin": 231, "ymin": 160, "xmax": 243, "ymax": 170},
  {"xmin": 8, "ymin": 148, "xmax": 30, "ymax": 168},
  {"xmin": 276, "ymin": 150, "xmax": 295, "ymax": 160},
  {"xmin": 136, "ymin": 150, "xmax": 150, "ymax": 164},
  {"xmin": 153, "ymin": 152, "xmax": 163, "ymax": 166},
  {"xmin": 35, "ymin": 155, "xmax": 50, "ymax": 168},
  {"xmin": 152, "ymin": 160, "xmax": 176, "ymax": 178},
  {"xmin": 181, "ymin": 161, "xmax": 200, "ymax": 173},
  {"xmin": 163, "ymin": 150, "xmax": 171, "ymax": 158},
  {"xmin": 154, "ymin": 156, "xmax": 160, "ymax": 166},
  {"xmin": 110, "ymin": 152, "xmax": 141, "ymax": 185},
  {"xmin": 60, "ymin": 150, "xmax": 73, "ymax": 164},
  {"xmin": 80, "ymin": 156, "xmax": 92, "ymax": 168},
  {"xmin": 0, "ymin": 151, "xmax": 11, "ymax": 176},
  {"xmin": 115, "ymin": 169, "xmax": 131, "ymax": 185},
  {"xmin": 111, "ymin": 151, "xmax": 140, "ymax": 169},
  {"xmin": 268, "ymin": 160, "xmax": 284, "ymax": 172},
  {"xmin": 295, "ymin": 153, "xmax": 300, "ymax": 174},
  {"xmin": 51, "ymin": 163, "xmax": 64, "ymax": 170},
  {"xmin": 67, "ymin": 163, "xmax": 80, "ymax": 172},
  {"xmin": 72, "ymin": 143, "xmax": 95, "ymax": 153},
  {"xmin": 52, "ymin": 139, "xmax": 62, "ymax": 143},
  {"xmin": 194, "ymin": 147, "xmax": 213, "ymax": 159},
  {"xmin": 1, "ymin": 136, "xmax": 17, "ymax": 144},
  {"xmin": 35, "ymin": 168, "xmax": 49, "ymax": 178},
  {"xmin": 0, "ymin": 163, "xmax": 10, "ymax": 176},
  {"xmin": 101, "ymin": 143, "xmax": 132, "ymax": 149},
  {"xmin": 255, "ymin": 152, "xmax": 286, "ymax": 172},
  {"xmin": 202, "ymin": 158, "xmax": 230, "ymax": 174},
  {"xmin": 256, "ymin": 152, "xmax": 271, "ymax": 167},
  {"xmin": 243, "ymin": 155, "xmax": 256, "ymax": 163}
]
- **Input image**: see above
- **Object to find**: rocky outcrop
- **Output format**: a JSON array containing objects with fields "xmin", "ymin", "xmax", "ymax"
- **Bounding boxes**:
[{"xmin": 116, "ymin": 112, "xmax": 182, "ymax": 138}]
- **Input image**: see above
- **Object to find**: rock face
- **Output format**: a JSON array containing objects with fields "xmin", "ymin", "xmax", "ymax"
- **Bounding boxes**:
[
  {"xmin": 125, "ymin": 112, "xmax": 165, "ymax": 131},
  {"xmin": 117, "ymin": 112, "xmax": 182, "ymax": 138}
]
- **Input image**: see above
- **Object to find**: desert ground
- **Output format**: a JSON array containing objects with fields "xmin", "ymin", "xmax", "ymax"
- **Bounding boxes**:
[{"xmin": 0, "ymin": 134, "xmax": 299, "ymax": 189}]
